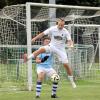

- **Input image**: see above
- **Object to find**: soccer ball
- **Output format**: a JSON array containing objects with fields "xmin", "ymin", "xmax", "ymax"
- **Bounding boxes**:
[{"xmin": 51, "ymin": 74, "xmax": 60, "ymax": 83}]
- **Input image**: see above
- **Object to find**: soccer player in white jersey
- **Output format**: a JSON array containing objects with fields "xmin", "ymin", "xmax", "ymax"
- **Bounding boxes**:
[
  {"xmin": 35, "ymin": 37, "xmax": 59, "ymax": 98},
  {"xmin": 24, "ymin": 18, "xmax": 76, "ymax": 88}
]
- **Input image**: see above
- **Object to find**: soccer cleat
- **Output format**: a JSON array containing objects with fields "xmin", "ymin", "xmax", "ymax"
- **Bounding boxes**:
[
  {"xmin": 71, "ymin": 82, "xmax": 76, "ymax": 88},
  {"xmin": 35, "ymin": 96, "xmax": 40, "ymax": 99},
  {"xmin": 51, "ymin": 94, "xmax": 58, "ymax": 98}
]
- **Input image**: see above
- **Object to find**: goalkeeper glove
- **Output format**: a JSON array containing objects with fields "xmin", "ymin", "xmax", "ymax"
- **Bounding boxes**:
[{"xmin": 41, "ymin": 56, "xmax": 49, "ymax": 62}]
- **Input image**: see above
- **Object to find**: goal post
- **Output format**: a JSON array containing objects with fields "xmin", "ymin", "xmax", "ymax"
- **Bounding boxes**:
[
  {"xmin": 26, "ymin": 3, "xmax": 32, "ymax": 91},
  {"xmin": 67, "ymin": 24, "xmax": 100, "ymax": 70},
  {"xmin": 0, "ymin": 2, "xmax": 100, "ymax": 91},
  {"xmin": 25, "ymin": 2, "xmax": 100, "ymax": 80},
  {"xmin": 98, "ymin": 28, "xmax": 100, "ymax": 69}
]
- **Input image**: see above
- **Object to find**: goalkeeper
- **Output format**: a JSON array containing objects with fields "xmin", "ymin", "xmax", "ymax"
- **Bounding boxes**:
[
  {"xmin": 35, "ymin": 37, "xmax": 59, "ymax": 98},
  {"xmin": 24, "ymin": 18, "xmax": 76, "ymax": 88}
]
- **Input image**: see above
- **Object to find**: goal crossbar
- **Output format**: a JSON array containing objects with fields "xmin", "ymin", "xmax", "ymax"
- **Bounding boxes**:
[
  {"xmin": 66, "ymin": 24, "xmax": 100, "ymax": 27},
  {"xmin": 26, "ymin": 2, "xmax": 100, "ymax": 10}
]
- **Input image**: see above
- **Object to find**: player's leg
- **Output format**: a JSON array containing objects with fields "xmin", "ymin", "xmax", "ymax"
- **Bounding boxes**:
[
  {"xmin": 51, "ymin": 46, "xmax": 72, "ymax": 76},
  {"xmin": 33, "ymin": 47, "xmax": 46, "ymax": 58},
  {"xmin": 63, "ymin": 63, "xmax": 76, "ymax": 88},
  {"xmin": 46, "ymin": 68, "xmax": 59, "ymax": 98},
  {"xmin": 36, "ymin": 67, "xmax": 46, "ymax": 98},
  {"xmin": 24, "ymin": 45, "xmax": 50, "ymax": 62},
  {"xmin": 60, "ymin": 55, "xmax": 76, "ymax": 88},
  {"xmin": 24, "ymin": 47, "xmax": 45, "ymax": 62},
  {"xmin": 52, "ymin": 47, "xmax": 76, "ymax": 88}
]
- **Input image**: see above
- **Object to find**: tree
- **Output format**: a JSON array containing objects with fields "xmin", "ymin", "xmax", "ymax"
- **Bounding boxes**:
[
  {"xmin": 0, "ymin": 0, "xmax": 49, "ymax": 9},
  {"xmin": 57, "ymin": 0, "xmax": 100, "ymax": 7}
]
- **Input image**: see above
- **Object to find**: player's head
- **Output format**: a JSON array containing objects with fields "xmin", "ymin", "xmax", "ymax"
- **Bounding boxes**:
[
  {"xmin": 42, "ymin": 37, "xmax": 50, "ymax": 46},
  {"xmin": 57, "ymin": 18, "xmax": 65, "ymax": 30}
]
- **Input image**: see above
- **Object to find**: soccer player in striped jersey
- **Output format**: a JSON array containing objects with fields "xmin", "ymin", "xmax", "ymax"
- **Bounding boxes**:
[
  {"xmin": 24, "ymin": 18, "xmax": 76, "ymax": 88},
  {"xmin": 35, "ymin": 37, "xmax": 59, "ymax": 98}
]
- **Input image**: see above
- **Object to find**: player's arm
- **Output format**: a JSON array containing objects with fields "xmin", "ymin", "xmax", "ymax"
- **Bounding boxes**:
[
  {"xmin": 31, "ymin": 27, "xmax": 51, "ymax": 43},
  {"xmin": 65, "ymin": 30, "xmax": 74, "ymax": 48},
  {"xmin": 23, "ymin": 53, "xmax": 34, "ymax": 63},
  {"xmin": 36, "ymin": 56, "xmax": 49, "ymax": 63},
  {"xmin": 31, "ymin": 32, "xmax": 45, "ymax": 43},
  {"xmin": 67, "ymin": 39, "xmax": 74, "ymax": 48}
]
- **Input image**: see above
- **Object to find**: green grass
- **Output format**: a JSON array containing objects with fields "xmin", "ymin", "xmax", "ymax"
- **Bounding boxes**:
[
  {"xmin": 0, "ymin": 63, "xmax": 100, "ymax": 100},
  {"xmin": 0, "ymin": 80, "xmax": 100, "ymax": 100}
]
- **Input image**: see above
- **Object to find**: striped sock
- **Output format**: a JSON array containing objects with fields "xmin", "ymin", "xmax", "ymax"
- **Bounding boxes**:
[
  {"xmin": 52, "ymin": 82, "xmax": 58, "ymax": 95},
  {"xmin": 36, "ymin": 81, "xmax": 42, "ymax": 97}
]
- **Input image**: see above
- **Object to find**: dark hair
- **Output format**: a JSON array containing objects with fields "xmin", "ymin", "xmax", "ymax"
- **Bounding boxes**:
[
  {"xmin": 42, "ymin": 36, "xmax": 50, "ymax": 41},
  {"xmin": 59, "ymin": 18, "xmax": 65, "ymax": 21},
  {"xmin": 56, "ymin": 18, "xmax": 65, "ymax": 25}
]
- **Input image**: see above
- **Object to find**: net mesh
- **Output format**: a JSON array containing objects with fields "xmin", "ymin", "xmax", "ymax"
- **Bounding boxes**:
[{"xmin": 0, "ymin": 3, "xmax": 100, "ymax": 90}]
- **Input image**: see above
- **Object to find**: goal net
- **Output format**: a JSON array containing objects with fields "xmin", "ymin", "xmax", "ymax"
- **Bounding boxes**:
[{"xmin": 0, "ymin": 2, "xmax": 100, "ymax": 91}]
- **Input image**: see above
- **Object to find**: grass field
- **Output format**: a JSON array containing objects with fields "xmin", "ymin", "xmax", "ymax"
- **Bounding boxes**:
[
  {"xmin": 0, "ymin": 80, "xmax": 100, "ymax": 100},
  {"xmin": 0, "ymin": 63, "xmax": 100, "ymax": 100}
]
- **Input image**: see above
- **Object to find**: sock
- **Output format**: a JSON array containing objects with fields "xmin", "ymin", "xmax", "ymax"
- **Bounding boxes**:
[
  {"xmin": 28, "ymin": 54, "xmax": 34, "ymax": 60},
  {"xmin": 36, "ymin": 81, "xmax": 42, "ymax": 96},
  {"xmin": 68, "ymin": 76, "xmax": 76, "ymax": 88},
  {"xmin": 52, "ymin": 82, "xmax": 58, "ymax": 95}
]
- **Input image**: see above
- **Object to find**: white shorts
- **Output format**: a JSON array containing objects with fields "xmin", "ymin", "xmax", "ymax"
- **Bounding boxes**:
[
  {"xmin": 37, "ymin": 67, "xmax": 57, "ymax": 77},
  {"xmin": 40, "ymin": 44, "xmax": 68, "ymax": 63}
]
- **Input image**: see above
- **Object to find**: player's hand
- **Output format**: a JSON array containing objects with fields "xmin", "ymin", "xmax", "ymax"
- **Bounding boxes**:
[
  {"xmin": 67, "ymin": 40, "xmax": 74, "ymax": 49},
  {"xmin": 23, "ymin": 53, "xmax": 28, "ymax": 63},
  {"xmin": 69, "ymin": 44, "xmax": 74, "ymax": 48}
]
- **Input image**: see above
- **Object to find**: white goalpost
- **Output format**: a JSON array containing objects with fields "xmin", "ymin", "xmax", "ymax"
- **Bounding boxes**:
[
  {"xmin": 67, "ymin": 24, "xmax": 100, "ymax": 69},
  {"xmin": 0, "ymin": 2, "xmax": 100, "ymax": 91},
  {"xmin": 26, "ymin": 3, "xmax": 32, "ymax": 91}
]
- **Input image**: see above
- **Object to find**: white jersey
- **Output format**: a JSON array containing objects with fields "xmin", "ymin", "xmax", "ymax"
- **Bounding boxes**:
[{"xmin": 43, "ymin": 25, "xmax": 71, "ymax": 48}]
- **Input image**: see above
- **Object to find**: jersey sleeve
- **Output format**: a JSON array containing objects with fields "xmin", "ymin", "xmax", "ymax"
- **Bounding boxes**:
[{"xmin": 43, "ymin": 27, "xmax": 52, "ymax": 35}]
